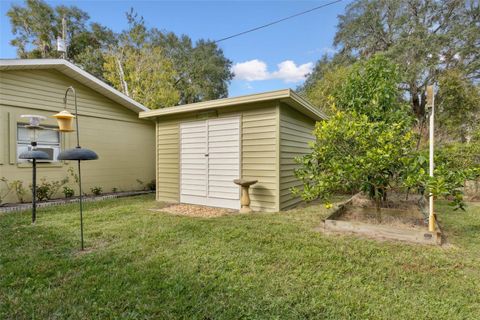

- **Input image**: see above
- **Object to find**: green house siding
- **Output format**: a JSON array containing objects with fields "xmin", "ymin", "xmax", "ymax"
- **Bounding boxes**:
[
  {"xmin": 0, "ymin": 69, "xmax": 155, "ymax": 203},
  {"xmin": 155, "ymin": 102, "xmax": 278, "ymax": 211},
  {"xmin": 279, "ymin": 103, "xmax": 315, "ymax": 210},
  {"xmin": 0, "ymin": 69, "xmax": 137, "ymax": 122}
]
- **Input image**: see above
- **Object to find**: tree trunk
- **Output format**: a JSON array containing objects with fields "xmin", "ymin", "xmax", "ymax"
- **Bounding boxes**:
[
  {"xmin": 115, "ymin": 57, "xmax": 129, "ymax": 97},
  {"xmin": 410, "ymin": 84, "xmax": 426, "ymax": 120}
]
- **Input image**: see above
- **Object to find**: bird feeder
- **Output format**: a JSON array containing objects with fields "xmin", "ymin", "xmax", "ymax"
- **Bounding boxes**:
[
  {"xmin": 52, "ymin": 110, "xmax": 75, "ymax": 132},
  {"xmin": 18, "ymin": 115, "xmax": 49, "ymax": 223}
]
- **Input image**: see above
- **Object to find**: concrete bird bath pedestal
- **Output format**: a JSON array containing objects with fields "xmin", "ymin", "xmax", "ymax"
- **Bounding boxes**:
[{"xmin": 234, "ymin": 179, "xmax": 258, "ymax": 213}]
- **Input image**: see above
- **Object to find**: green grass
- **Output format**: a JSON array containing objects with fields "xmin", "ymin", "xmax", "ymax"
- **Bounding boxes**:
[{"xmin": 1, "ymin": 195, "xmax": 479, "ymax": 319}]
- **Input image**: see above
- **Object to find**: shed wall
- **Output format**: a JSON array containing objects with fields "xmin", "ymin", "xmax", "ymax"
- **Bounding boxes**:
[
  {"xmin": 0, "ymin": 69, "xmax": 155, "ymax": 203},
  {"xmin": 156, "ymin": 102, "xmax": 279, "ymax": 211},
  {"xmin": 279, "ymin": 103, "xmax": 316, "ymax": 210}
]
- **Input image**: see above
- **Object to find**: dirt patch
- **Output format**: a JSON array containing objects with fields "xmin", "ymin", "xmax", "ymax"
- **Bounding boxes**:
[
  {"xmin": 339, "ymin": 193, "xmax": 428, "ymax": 229},
  {"xmin": 339, "ymin": 206, "xmax": 427, "ymax": 229},
  {"xmin": 151, "ymin": 203, "xmax": 236, "ymax": 218},
  {"xmin": 350, "ymin": 192, "xmax": 426, "ymax": 211}
]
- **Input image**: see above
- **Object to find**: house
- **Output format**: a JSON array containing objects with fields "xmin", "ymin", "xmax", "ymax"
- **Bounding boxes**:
[
  {"xmin": 139, "ymin": 89, "xmax": 327, "ymax": 212},
  {"xmin": 0, "ymin": 59, "xmax": 155, "ymax": 203}
]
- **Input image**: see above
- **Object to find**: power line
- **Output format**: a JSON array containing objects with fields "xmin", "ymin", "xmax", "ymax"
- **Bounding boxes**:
[{"xmin": 214, "ymin": 0, "xmax": 343, "ymax": 43}]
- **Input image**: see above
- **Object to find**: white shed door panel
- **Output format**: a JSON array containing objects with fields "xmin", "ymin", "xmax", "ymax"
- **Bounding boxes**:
[
  {"xmin": 180, "ymin": 121, "xmax": 208, "ymax": 198},
  {"xmin": 180, "ymin": 117, "xmax": 240, "ymax": 209}
]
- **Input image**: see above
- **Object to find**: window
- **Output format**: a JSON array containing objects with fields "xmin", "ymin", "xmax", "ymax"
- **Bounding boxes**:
[{"xmin": 17, "ymin": 124, "xmax": 61, "ymax": 162}]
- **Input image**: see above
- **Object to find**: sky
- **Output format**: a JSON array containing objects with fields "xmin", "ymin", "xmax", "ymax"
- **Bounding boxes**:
[{"xmin": 0, "ymin": 0, "xmax": 351, "ymax": 97}]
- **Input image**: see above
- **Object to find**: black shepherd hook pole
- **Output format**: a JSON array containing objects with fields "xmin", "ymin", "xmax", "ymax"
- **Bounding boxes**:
[
  {"xmin": 57, "ymin": 86, "xmax": 98, "ymax": 250},
  {"xmin": 63, "ymin": 87, "xmax": 81, "ymax": 148}
]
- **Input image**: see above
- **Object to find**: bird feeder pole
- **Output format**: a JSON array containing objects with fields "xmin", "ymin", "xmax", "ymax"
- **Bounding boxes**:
[
  {"xmin": 427, "ymin": 85, "xmax": 435, "ymax": 232},
  {"xmin": 53, "ymin": 86, "xmax": 98, "ymax": 250}
]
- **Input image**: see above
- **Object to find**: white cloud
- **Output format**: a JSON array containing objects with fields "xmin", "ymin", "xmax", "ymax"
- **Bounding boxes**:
[
  {"xmin": 231, "ymin": 59, "xmax": 269, "ymax": 81},
  {"xmin": 271, "ymin": 60, "xmax": 314, "ymax": 83},
  {"xmin": 232, "ymin": 59, "xmax": 313, "ymax": 83}
]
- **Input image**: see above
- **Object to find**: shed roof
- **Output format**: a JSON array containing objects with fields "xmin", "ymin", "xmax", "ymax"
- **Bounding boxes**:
[
  {"xmin": 0, "ymin": 59, "xmax": 149, "ymax": 113},
  {"xmin": 139, "ymin": 89, "xmax": 327, "ymax": 121}
]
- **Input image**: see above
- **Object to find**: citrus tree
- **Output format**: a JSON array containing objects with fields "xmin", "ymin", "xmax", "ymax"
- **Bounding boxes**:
[
  {"xmin": 294, "ymin": 55, "xmax": 414, "ymax": 207},
  {"xmin": 294, "ymin": 55, "xmax": 479, "ymax": 209}
]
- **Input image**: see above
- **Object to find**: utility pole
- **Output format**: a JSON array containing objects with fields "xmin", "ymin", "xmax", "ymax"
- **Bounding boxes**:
[
  {"xmin": 427, "ymin": 85, "xmax": 435, "ymax": 232},
  {"xmin": 57, "ymin": 16, "xmax": 67, "ymax": 59},
  {"xmin": 62, "ymin": 16, "xmax": 67, "ymax": 59}
]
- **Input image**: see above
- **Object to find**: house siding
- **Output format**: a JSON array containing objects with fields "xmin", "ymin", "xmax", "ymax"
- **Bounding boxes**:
[
  {"xmin": 155, "ymin": 102, "xmax": 278, "ymax": 211},
  {"xmin": 279, "ymin": 103, "xmax": 316, "ymax": 210},
  {"xmin": 0, "ymin": 69, "xmax": 137, "ymax": 122},
  {"xmin": 0, "ymin": 69, "xmax": 155, "ymax": 203}
]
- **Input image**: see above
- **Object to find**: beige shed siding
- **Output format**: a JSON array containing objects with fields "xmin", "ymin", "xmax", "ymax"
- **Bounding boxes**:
[
  {"xmin": 156, "ymin": 120, "xmax": 180, "ymax": 202},
  {"xmin": 0, "ymin": 69, "xmax": 155, "ymax": 203},
  {"xmin": 241, "ymin": 106, "xmax": 278, "ymax": 211},
  {"xmin": 279, "ymin": 103, "xmax": 315, "ymax": 210},
  {"xmin": 155, "ymin": 102, "xmax": 278, "ymax": 211}
]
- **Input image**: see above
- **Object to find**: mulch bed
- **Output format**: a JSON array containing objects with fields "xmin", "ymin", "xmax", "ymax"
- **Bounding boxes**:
[{"xmin": 151, "ymin": 203, "xmax": 237, "ymax": 218}]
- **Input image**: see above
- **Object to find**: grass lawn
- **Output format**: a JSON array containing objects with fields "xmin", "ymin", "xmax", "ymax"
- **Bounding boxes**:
[{"xmin": 1, "ymin": 195, "xmax": 479, "ymax": 319}]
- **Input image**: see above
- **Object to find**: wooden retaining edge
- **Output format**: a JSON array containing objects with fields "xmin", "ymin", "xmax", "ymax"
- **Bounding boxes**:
[{"xmin": 0, "ymin": 191, "xmax": 154, "ymax": 213}]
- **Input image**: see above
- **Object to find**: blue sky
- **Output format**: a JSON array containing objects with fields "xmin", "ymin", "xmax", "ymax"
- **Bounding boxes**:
[{"xmin": 0, "ymin": 0, "xmax": 351, "ymax": 97}]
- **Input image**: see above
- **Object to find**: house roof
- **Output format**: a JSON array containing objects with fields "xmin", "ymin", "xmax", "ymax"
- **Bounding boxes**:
[
  {"xmin": 0, "ymin": 59, "xmax": 149, "ymax": 113},
  {"xmin": 139, "ymin": 89, "xmax": 327, "ymax": 121}
]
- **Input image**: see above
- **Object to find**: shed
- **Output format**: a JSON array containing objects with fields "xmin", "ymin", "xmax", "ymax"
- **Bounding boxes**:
[
  {"xmin": 139, "ymin": 89, "xmax": 326, "ymax": 212},
  {"xmin": 0, "ymin": 59, "xmax": 155, "ymax": 203}
]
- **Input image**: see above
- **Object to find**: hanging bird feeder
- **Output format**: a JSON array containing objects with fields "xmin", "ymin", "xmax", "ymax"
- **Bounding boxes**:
[{"xmin": 52, "ymin": 110, "xmax": 75, "ymax": 132}]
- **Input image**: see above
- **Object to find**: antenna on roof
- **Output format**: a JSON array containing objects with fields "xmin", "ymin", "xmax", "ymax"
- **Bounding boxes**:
[{"xmin": 57, "ymin": 16, "xmax": 67, "ymax": 59}]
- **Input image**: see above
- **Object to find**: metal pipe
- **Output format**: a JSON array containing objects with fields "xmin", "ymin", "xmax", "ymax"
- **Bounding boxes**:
[
  {"xmin": 78, "ymin": 160, "xmax": 84, "ymax": 250},
  {"xmin": 63, "ymin": 86, "xmax": 81, "ymax": 148}
]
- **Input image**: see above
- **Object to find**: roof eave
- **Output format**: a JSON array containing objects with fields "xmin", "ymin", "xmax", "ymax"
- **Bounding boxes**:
[
  {"xmin": 0, "ymin": 59, "xmax": 150, "ymax": 114},
  {"xmin": 139, "ymin": 89, "xmax": 327, "ymax": 120}
]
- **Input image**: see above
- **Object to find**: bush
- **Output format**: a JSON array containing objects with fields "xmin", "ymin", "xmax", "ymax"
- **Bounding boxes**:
[
  {"xmin": 90, "ymin": 186, "xmax": 102, "ymax": 196},
  {"xmin": 33, "ymin": 177, "xmax": 69, "ymax": 201},
  {"xmin": 63, "ymin": 186, "xmax": 75, "ymax": 198}
]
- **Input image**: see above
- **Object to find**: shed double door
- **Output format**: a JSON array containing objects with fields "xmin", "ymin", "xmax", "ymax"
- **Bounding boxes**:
[{"xmin": 180, "ymin": 116, "xmax": 241, "ymax": 209}]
